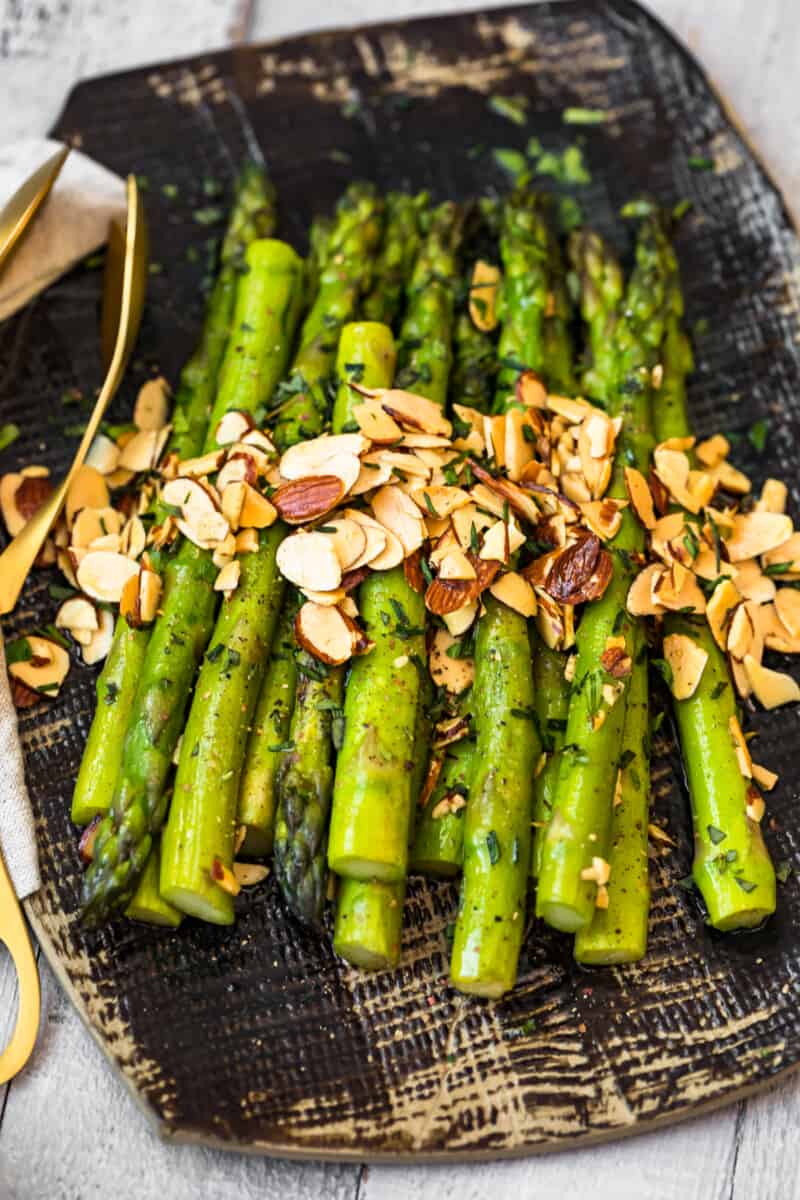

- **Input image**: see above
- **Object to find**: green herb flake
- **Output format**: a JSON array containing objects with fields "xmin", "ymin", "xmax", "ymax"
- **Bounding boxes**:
[
  {"xmin": 104, "ymin": 682, "xmax": 119, "ymax": 706},
  {"xmin": 747, "ymin": 418, "xmax": 769, "ymax": 452},
  {"xmin": 764, "ymin": 561, "xmax": 794, "ymax": 577},
  {"xmin": 710, "ymin": 680, "xmax": 728, "ymax": 700},
  {"xmin": 193, "ymin": 206, "xmax": 224, "ymax": 226},
  {"xmin": 268, "ymin": 740, "xmax": 296, "ymax": 754},
  {"xmin": 651, "ymin": 658, "xmax": 674, "ymax": 689},
  {"xmin": 563, "ymin": 107, "xmax": 607, "ymax": 125},
  {"xmin": 493, "ymin": 148, "xmax": 529, "ymax": 184},
  {"xmin": 620, "ymin": 197, "xmax": 657, "ymax": 219},
  {"xmin": 673, "ymin": 198, "xmax": 693, "ymax": 221},
  {"xmin": 688, "ymin": 155, "xmax": 714, "ymax": 171},
  {"xmin": 0, "ymin": 423, "xmax": 20, "ymax": 453},
  {"xmin": 707, "ymin": 824, "xmax": 727, "ymax": 845},
  {"xmin": 558, "ymin": 195, "xmax": 584, "ymax": 232},
  {"xmin": 486, "ymin": 830, "xmax": 501, "ymax": 865},
  {"xmin": 735, "ymin": 876, "xmax": 757, "ymax": 893},
  {"xmin": 6, "ymin": 638, "xmax": 32, "ymax": 666},
  {"xmin": 776, "ymin": 860, "xmax": 793, "ymax": 884},
  {"xmin": 488, "ymin": 94, "xmax": 528, "ymax": 126}
]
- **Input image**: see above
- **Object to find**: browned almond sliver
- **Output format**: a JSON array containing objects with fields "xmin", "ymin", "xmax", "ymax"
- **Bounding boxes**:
[
  {"xmin": 600, "ymin": 643, "xmax": 632, "ymax": 679},
  {"xmin": 706, "ymin": 579, "xmax": 741, "ymax": 650},
  {"xmin": 216, "ymin": 453, "xmax": 259, "ymax": 491},
  {"xmin": 211, "ymin": 858, "xmax": 241, "ymax": 896},
  {"xmin": 751, "ymin": 763, "xmax": 778, "ymax": 792},
  {"xmin": 295, "ymin": 601, "xmax": 368, "ymax": 665},
  {"xmin": 82, "ymin": 608, "xmax": 115, "ymax": 666},
  {"xmin": 624, "ymin": 467, "xmax": 657, "ymax": 529},
  {"xmin": 352, "ymin": 399, "xmax": 403, "ymax": 443},
  {"xmin": 755, "ymin": 478, "xmax": 788, "ymax": 515},
  {"xmin": 775, "ymin": 589, "xmax": 800, "ymax": 639},
  {"xmin": 276, "ymin": 531, "xmax": 342, "ymax": 592},
  {"xmin": 515, "ymin": 369, "xmax": 547, "ymax": 410},
  {"xmin": 580, "ymin": 498, "xmax": 626, "ymax": 541},
  {"xmin": 627, "ymin": 564, "xmax": 667, "ymax": 617},
  {"xmin": 272, "ymin": 475, "xmax": 345, "ymax": 525},
  {"xmin": 133, "ymin": 376, "xmax": 170, "ymax": 431},
  {"xmin": 425, "ymin": 554, "xmax": 499, "ymax": 615},
  {"xmin": 418, "ymin": 755, "xmax": 444, "ymax": 810},
  {"xmin": 119, "ymin": 428, "xmax": 170, "ymax": 473},
  {"xmin": 404, "ymin": 549, "xmax": 425, "ymax": 594},
  {"xmin": 467, "ymin": 460, "xmax": 540, "ymax": 525},
  {"xmin": 215, "ymin": 409, "xmax": 254, "ymax": 446},
  {"xmin": 663, "ymin": 632, "xmax": 708, "ymax": 700},
  {"xmin": 428, "ymin": 627, "xmax": 475, "ymax": 694},
  {"xmin": 340, "ymin": 565, "xmax": 371, "ymax": 593},
  {"xmin": 725, "ymin": 512, "xmax": 794, "ymax": 562},
  {"xmin": 85, "ymin": 434, "xmax": 121, "ymax": 476},
  {"xmin": 489, "ymin": 571, "xmax": 537, "ymax": 618},
  {"xmin": 214, "ymin": 560, "xmax": 241, "ymax": 593},
  {"xmin": 77, "ymin": 549, "xmax": 139, "ymax": 603},
  {"xmin": 371, "ymin": 485, "xmax": 425, "ymax": 556},
  {"xmin": 232, "ymin": 862, "xmax": 270, "ymax": 887},
  {"xmin": 743, "ymin": 655, "xmax": 800, "ymax": 709},
  {"xmin": 279, "ymin": 433, "xmax": 367, "ymax": 480},
  {"xmin": 8, "ymin": 635, "xmax": 70, "ymax": 697},
  {"xmin": 469, "ymin": 259, "xmax": 501, "ymax": 331},
  {"xmin": 239, "ymin": 485, "xmax": 277, "ymax": 529},
  {"xmin": 377, "ymin": 389, "xmax": 451, "ymax": 437}
]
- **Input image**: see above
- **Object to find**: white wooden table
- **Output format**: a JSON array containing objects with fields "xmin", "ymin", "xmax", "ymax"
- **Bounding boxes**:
[{"xmin": 3, "ymin": 2, "xmax": 800, "ymax": 1197}]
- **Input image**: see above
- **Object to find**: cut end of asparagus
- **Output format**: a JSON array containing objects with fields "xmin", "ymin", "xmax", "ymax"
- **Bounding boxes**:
[
  {"xmin": 448, "ymin": 973, "xmax": 510, "ymax": 1000},
  {"xmin": 537, "ymin": 900, "xmax": 590, "ymax": 934},
  {"xmin": 334, "ymin": 939, "xmax": 398, "ymax": 972},
  {"xmin": 160, "ymin": 883, "xmax": 235, "ymax": 926},
  {"xmin": 328, "ymin": 854, "xmax": 405, "ymax": 883}
]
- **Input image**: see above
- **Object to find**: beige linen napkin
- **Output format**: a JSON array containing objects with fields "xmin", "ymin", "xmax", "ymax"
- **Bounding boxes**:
[{"xmin": 0, "ymin": 138, "xmax": 125, "ymax": 897}]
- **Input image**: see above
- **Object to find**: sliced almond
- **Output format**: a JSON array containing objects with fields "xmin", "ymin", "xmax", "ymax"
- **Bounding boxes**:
[
  {"xmin": 504, "ymin": 407, "xmax": 535, "ymax": 482},
  {"xmin": 546, "ymin": 393, "xmax": 594, "ymax": 424},
  {"xmin": 323, "ymin": 518, "xmax": 367, "ymax": 570},
  {"xmin": 752, "ymin": 763, "xmax": 778, "ymax": 791},
  {"xmin": 580, "ymin": 498, "xmax": 626, "ymax": 541},
  {"xmin": 374, "ymin": 388, "xmax": 451, "ymax": 437},
  {"xmin": 57, "ymin": 547, "xmax": 79, "ymax": 588},
  {"xmin": 376, "ymin": 449, "xmax": 430, "ymax": 480},
  {"xmin": 452, "ymin": 504, "xmax": 494, "ymax": 550},
  {"xmin": 755, "ymin": 478, "xmax": 788, "ymax": 515},
  {"xmin": 627, "ymin": 564, "xmax": 667, "ymax": 617},
  {"xmin": 654, "ymin": 561, "xmax": 707, "ymax": 614},
  {"xmin": 663, "ymin": 632, "xmax": 708, "ymax": 700},
  {"xmin": 469, "ymin": 259, "xmax": 500, "ymax": 331},
  {"xmin": 763, "ymin": 532, "xmax": 800, "ymax": 577},
  {"xmin": 706, "ymin": 579, "xmax": 741, "ymax": 650},
  {"xmin": 235, "ymin": 528, "xmax": 259, "ymax": 555},
  {"xmin": 352, "ymin": 399, "xmax": 402, "ymax": 443},
  {"xmin": 490, "ymin": 571, "xmax": 537, "ymax": 618},
  {"xmin": 66, "ymin": 465, "xmax": 109, "ymax": 526},
  {"xmin": 479, "ymin": 519, "xmax": 510, "ymax": 564},
  {"xmin": 177, "ymin": 449, "xmax": 226, "ymax": 478},
  {"xmin": 438, "ymin": 546, "xmax": 477, "ymax": 581},
  {"xmin": 161, "ymin": 478, "xmax": 218, "ymax": 517},
  {"xmin": 232, "ymin": 862, "xmax": 270, "ymax": 887},
  {"xmin": 8, "ymin": 635, "xmax": 71, "ymax": 697},
  {"xmin": 295, "ymin": 601, "xmax": 362, "ymax": 665},
  {"xmin": 138, "ymin": 568, "xmax": 163, "ymax": 623},
  {"xmin": 728, "ymin": 713, "xmax": 753, "ymax": 778},
  {"xmin": 727, "ymin": 603, "xmax": 756, "ymax": 660},
  {"xmin": 708, "ymin": 460, "xmax": 751, "ymax": 495},
  {"xmin": 272, "ymin": 475, "xmax": 345, "ymax": 525},
  {"xmin": 81, "ymin": 608, "xmax": 114, "ymax": 666},
  {"xmin": 743, "ymin": 655, "xmax": 800, "ymax": 710},
  {"xmin": 371, "ymin": 485, "xmax": 425, "ymax": 556},
  {"xmin": 516, "ymin": 370, "xmax": 548, "ymax": 409},
  {"xmin": 624, "ymin": 467, "xmax": 657, "ymax": 529},
  {"xmin": 220, "ymin": 481, "xmax": 246, "ymax": 529},
  {"xmin": 85, "ymin": 434, "xmax": 121, "ymax": 476},
  {"xmin": 775, "ymin": 589, "xmax": 800, "ymax": 640},
  {"xmin": 70, "ymin": 506, "xmax": 123, "ymax": 549},
  {"xmin": 0, "ymin": 474, "xmax": 26, "ymax": 536},
  {"xmin": 429, "ymin": 627, "xmax": 475, "ymax": 694},
  {"xmin": 725, "ymin": 512, "xmax": 794, "ymax": 563},
  {"xmin": 241, "ymin": 428, "xmax": 276, "ymax": 456},
  {"xmin": 120, "ymin": 515, "xmax": 147, "ymax": 560},
  {"xmin": 211, "ymin": 858, "xmax": 241, "ymax": 896},
  {"xmin": 300, "ymin": 587, "xmax": 347, "ymax": 607},
  {"xmin": 534, "ymin": 589, "xmax": 574, "ymax": 650},
  {"xmin": 240, "ymin": 485, "xmax": 277, "ymax": 529},
  {"xmin": 216, "ymin": 453, "xmax": 258, "ymax": 492},
  {"xmin": 276, "ymin": 531, "xmax": 342, "ymax": 592},
  {"xmin": 214, "ymin": 560, "xmax": 241, "ymax": 593},
  {"xmin": 77, "ymin": 550, "xmax": 139, "ymax": 603},
  {"xmin": 468, "ymin": 482, "xmax": 506, "ymax": 520},
  {"xmin": 468, "ymin": 460, "xmax": 540, "ymax": 525},
  {"xmin": 696, "ymin": 433, "xmax": 730, "ymax": 467},
  {"xmin": 483, "ymin": 414, "xmax": 506, "ymax": 468},
  {"xmin": 731, "ymin": 559, "xmax": 774, "ymax": 604},
  {"xmin": 119, "ymin": 428, "xmax": 169, "ymax": 473},
  {"xmin": 350, "ymin": 454, "xmax": 394, "ymax": 496},
  {"xmin": 693, "ymin": 548, "xmax": 736, "ymax": 582},
  {"xmin": 215, "ymin": 409, "xmax": 254, "ymax": 446},
  {"xmin": 280, "ymin": 433, "xmax": 367, "ymax": 480},
  {"xmin": 412, "ymin": 485, "xmax": 471, "ymax": 520},
  {"xmin": 176, "ymin": 510, "xmax": 230, "ymax": 549},
  {"xmin": 442, "ymin": 602, "xmax": 478, "ymax": 638},
  {"xmin": 87, "ymin": 532, "xmax": 122, "ymax": 554},
  {"xmin": 134, "ymin": 376, "xmax": 170, "ymax": 431},
  {"xmin": 56, "ymin": 596, "xmax": 98, "ymax": 636}
]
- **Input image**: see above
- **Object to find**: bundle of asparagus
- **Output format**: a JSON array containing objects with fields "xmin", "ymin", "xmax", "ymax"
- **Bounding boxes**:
[{"xmin": 7, "ymin": 160, "xmax": 799, "ymax": 1001}]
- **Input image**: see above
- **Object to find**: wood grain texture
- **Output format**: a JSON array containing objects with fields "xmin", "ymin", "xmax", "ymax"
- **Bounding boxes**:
[{"xmin": 2, "ymin": 1, "xmax": 800, "ymax": 1198}]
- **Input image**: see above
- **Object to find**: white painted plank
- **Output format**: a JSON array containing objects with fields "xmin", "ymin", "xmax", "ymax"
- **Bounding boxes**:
[
  {"xmin": 0, "ymin": 955, "xmax": 359, "ymax": 1200},
  {"xmin": 732, "ymin": 1077, "xmax": 800, "ymax": 1200}
]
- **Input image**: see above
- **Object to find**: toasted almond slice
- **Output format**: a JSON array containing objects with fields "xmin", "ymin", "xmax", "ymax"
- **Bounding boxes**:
[
  {"xmin": 272, "ymin": 475, "xmax": 345, "ymax": 525},
  {"xmin": 468, "ymin": 460, "xmax": 540, "ymax": 525},
  {"xmin": 88, "ymin": 532, "xmax": 122, "ymax": 553},
  {"xmin": 137, "ymin": 568, "xmax": 162, "ymax": 623},
  {"xmin": 280, "ymin": 433, "xmax": 368, "ymax": 480},
  {"xmin": 134, "ymin": 377, "xmax": 170, "ymax": 431},
  {"xmin": 743, "ymin": 655, "xmax": 800, "ymax": 710},
  {"xmin": 295, "ymin": 601, "xmax": 359, "ymax": 665},
  {"xmin": 365, "ymin": 526, "xmax": 404, "ymax": 571},
  {"xmin": 216, "ymin": 453, "xmax": 258, "ymax": 491},
  {"xmin": 469, "ymin": 259, "xmax": 500, "ymax": 331},
  {"xmin": 627, "ymin": 564, "xmax": 667, "ymax": 617},
  {"xmin": 324, "ymin": 518, "xmax": 367, "ymax": 570},
  {"xmin": 624, "ymin": 467, "xmax": 657, "ymax": 529},
  {"xmin": 8, "ymin": 635, "xmax": 70, "ymax": 696},
  {"xmin": 213, "ymin": 530, "xmax": 236, "ymax": 569},
  {"xmin": 398, "ymin": 433, "xmax": 454, "ymax": 450},
  {"xmin": 56, "ymin": 596, "xmax": 99, "ymax": 635},
  {"xmin": 752, "ymin": 763, "xmax": 778, "ymax": 791},
  {"xmin": 731, "ymin": 559, "xmax": 775, "ymax": 604},
  {"xmin": 241, "ymin": 428, "xmax": 276, "ymax": 455},
  {"xmin": 483, "ymin": 414, "xmax": 506, "ymax": 468},
  {"xmin": 760, "ymin": 603, "xmax": 800, "ymax": 655},
  {"xmin": 762, "ymin": 532, "xmax": 800, "ymax": 577},
  {"xmin": 77, "ymin": 550, "xmax": 139, "ymax": 603},
  {"xmin": 375, "ymin": 449, "xmax": 430, "ymax": 479},
  {"xmin": 412, "ymin": 485, "xmax": 471, "ymax": 520},
  {"xmin": 452, "ymin": 504, "xmax": 494, "ymax": 549},
  {"xmin": 755, "ymin": 478, "xmax": 788, "ymax": 515},
  {"xmin": 66, "ymin": 465, "xmax": 110, "ymax": 526},
  {"xmin": 235, "ymin": 528, "xmax": 259, "ymax": 555},
  {"xmin": 0, "ymin": 473, "xmax": 26, "ymax": 536},
  {"xmin": 708, "ymin": 460, "xmax": 751, "ymax": 495},
  {"xmin": 277, "ymin": 531, "xmax": 342, "ymax": 591},
  {"xmin": 374, "ymin": 388, "xmax": 451, "ymax": 437},
  {"xmin": 428, "ymin": 627, "xmax": 475, "ymax": 694},
  {"xmin": 696, "ymin": 433, "xmax": 730, "ymax": 467},
  {"xmin": 232, "ymin": 862, "xmax": 270, "ymax": 887},
  {"xmin": 729, "ymin": 713, "xmax": 753, "ymax": 777},
  {"xmin": 85, "ymin": 434, "xmax": 120, "ymax": 476},
  {"xmin": 490, "ymin": 571, "xmax": 536, "ymax": 618},
  {"xmin": 214, "ymin": 560, "xmax": 241, "ymax": 593},
  {"xmin": 19, "ymin": 464, "xmax": 49, "ymax": 479},
  {"xmin": 210, "ymin": 858, "xmax": 241, "ymax": 896},
  {"xmin": 240, "ymin": 484, "xmax": 277, "ymax": 529},
  {"xmin": 468, "ymin": 482, "xmax": 506, "ymax": 520},
  {"xmin": 725, "ymin": 512, "xmax": 794, "ymax": 562},
  {"xmin": 653, "ymin": 446, "xmax": 695, "ymax": 511},
  {"xmin": 177, "ymin": 449, "xmax": 226, "ymax": 478},
  {"xmin": 301, "ymin": 587, "xmax": 347, "ymax": 607},
  {"xmin": 546, "ymin": 394, "xmax": 594, "ymax": 424},
  {"xmin": 663, "ymin": 632, "xmax": 708, "ymax": 700},
  {"xmin": 775, "ymin": 589, "xmax": 800, "ymax": 639},
  {"xmin": 439, "ymin": 546, "xmax": 477, "ymax": 581},
  {"xmin": 320, "ymin": 452, "xmax": 362, "ymax": 492},
  {"xmin": 442, "ymin": 602, "xmax": 478, "ymax": 638},
  {"xmin": 534, "ymin": 589, "xmax": 570, "ymax": 650},
  {"xmin": 81, "ymin": 607, "xmax": 114, "ymax": 666},
  {"xmin": 727, "ymin": 603, "xmax": 756, "ymax": 660},
  {"xmin": 650, "ymin": 511, "xmax": 688, "ymax": 563},
  {"xmin": 188, "ymin": 510, "xmax": 231, "ymax": 545},
  {"xmin": 433, "ymin": 714, "xmax": 471, "ymax": 749},
  {"xmin": 119, "ymin": 428, "xmax": 166, "ymax": 473},
  {"xmin": 580, "ymin": 498, "xmax": 626, "ymax": 541},
  {"xmin": 56, "ymin": 548, "xmax": 79, "ymax": 588},
  {"xmin": 215, "ymin": 409, "xmax": 254, "ymax": 446},
  {"xmin": 352, "ymin": 399, "xmax": 403, "ymax": 443},
  {"xmin": 70, "ymin": 505, "xmax": 123, "ymax": 549},
  {"xmin": 504, "ymin": 407, "xmax": 535, "ymax": 482},
  {"xmin": 692, "ymin": 548, "xmax": 736, "ymax": 582},
  {"xmin": 706, "ymin": 579, "xmax": 741, "ymax": 650},
  {"xmin": 654, "ymin": 561, "xmax": 707, "ymax": 614},
  {"xmin": 119, "ymin": 515, "xmax": 146, "ymax": 560},
  {"xmin": 371, "ymin": 485, "xmax": 425, "ymax": 555},
  {"xmin": 479, "ymin": 519, "xmax": 509, "ymax": 563},
  {"xmin": 350, "ymin": 454, "xmax": 394, "ymax": 496},
  {"xmin": 220, "ymin": 481, "xmax": 246, "ymax": 529},
  {"xmin": 516, "ymin": 370, "xmax": 548, "ymax": 409}
]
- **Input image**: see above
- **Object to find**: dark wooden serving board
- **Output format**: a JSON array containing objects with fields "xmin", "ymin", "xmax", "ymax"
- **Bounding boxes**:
[{"xmin": 3, "ymin": 0, "xmax": 800, "ymax": 1160}]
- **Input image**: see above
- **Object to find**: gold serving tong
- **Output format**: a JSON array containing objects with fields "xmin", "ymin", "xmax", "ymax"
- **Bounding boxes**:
[{"xmin": 0, "ymin": 164, "xmax": 147, "ymax": 1085}]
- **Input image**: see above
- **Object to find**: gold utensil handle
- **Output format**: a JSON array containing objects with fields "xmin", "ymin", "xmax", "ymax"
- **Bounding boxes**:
[{"xmin": 0, "ymin": 851, "xmax": 40, "ymax": 1084}]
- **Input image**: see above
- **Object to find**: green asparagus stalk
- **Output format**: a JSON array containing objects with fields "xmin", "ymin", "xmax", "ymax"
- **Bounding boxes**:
[
  {"xmin": 272, "ymin": 182, "xmax": 384, "ymax": 450},
  {"xmin": 574, "ymin": 624, "xmax": 650, "ymax": 962},
  {"xmin": 450, "ymin": 313, "xmax": 496, "ymax": 410},
  {"xmin": 542, "ymin": 200, "xmax": 576, "ymax": 396},
  {"xmin": 80, "ymin": 239, "xmax": 304, "ymax": 923},
  {"xmin": 71, "ymin": 167, "xmax": 276, "ymax": 829},
  {"xmin": 125, "ymin": 840, "xmax": 182, "ymax": 928},
  {"xmin": 362, "ymin": 192, "xmax": 428, "ymax": 327},
  {"xmin": 654, "ymin": 246, "xmax": 775, "ymax": 930},
  {"xmin": 567, "ymin": 227, "xmax": 625, "ymax": 405},
  {"xmin": 449, "ymin": 597, "xmax": 540, "ymax": 997},
  {"xmin": 529, "ymin": 636, "xmax": 570, "ymax": 879},
  {"xmin": 493, "ymin": 190, "xmax": 550, "ymax": 404},
  {"xmin": 305, "ymin": 213, "xmax": 333, "ymax": 308},
  {"xmin": 409, "ymin": 731, "xmax": 472, "ymax": 878},
  {"xmin": 236, "ymin": 597, "xmax": 299, "ymax": 855},
  {"xmin": 536, "ymin": 218, "xmax": 670, "ymax": 934}
]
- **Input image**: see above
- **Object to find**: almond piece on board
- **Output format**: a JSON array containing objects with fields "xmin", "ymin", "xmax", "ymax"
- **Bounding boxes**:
[{"xmin": 134, "ymin": 377, "xmax": 170, "ymax": 431}]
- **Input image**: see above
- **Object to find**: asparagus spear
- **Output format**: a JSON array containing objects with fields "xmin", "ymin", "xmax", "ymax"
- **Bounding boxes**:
[
  {"xmin": 409, "ymin": 731, "xmax": 472, "ymax": 878},
  {"xmin": 536, "ymin": 218, "xmax": 670, "ymax": 934},
  {"xmin": 362, "ymin": 192, "xmax": 428, "ymax": 327},
  {"xmin": 125, "ymin": 840, "xmax": 182, "ymax": 928},
  {"xmin": 236, "ymin": 597, "xmax": 299, "ymax": 855},
  {"xmin": 493, "ymin": 190, "xmax": 550, "ymax": 404},
  {"xmin": 568, "ymin": 227, "xmax": 624, "ymax": 405},
  {"xmin": 529, "ymin": 635, "xmax": 570, "ymax": 879},
  {"xmin": 71, "ymin": 167, "xmax": 276, "ymax": 829},
  {"xmin": 574, "ymin": 623, "xmax": 650, "ymax": 962},
  {"xmin": 654, "ymin": 245, "xmax": 775, "ymax": 930},
  {"xmin": 80, "ymin": 239, "xmax": 304, "ymax": 923},
  {"xmin": 542, "ymin": 199, "xmax": 576, "ymax": 396},
  {"xmin": 272, "ymin": 182, "xmax": 384, "ymax": 450}
]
